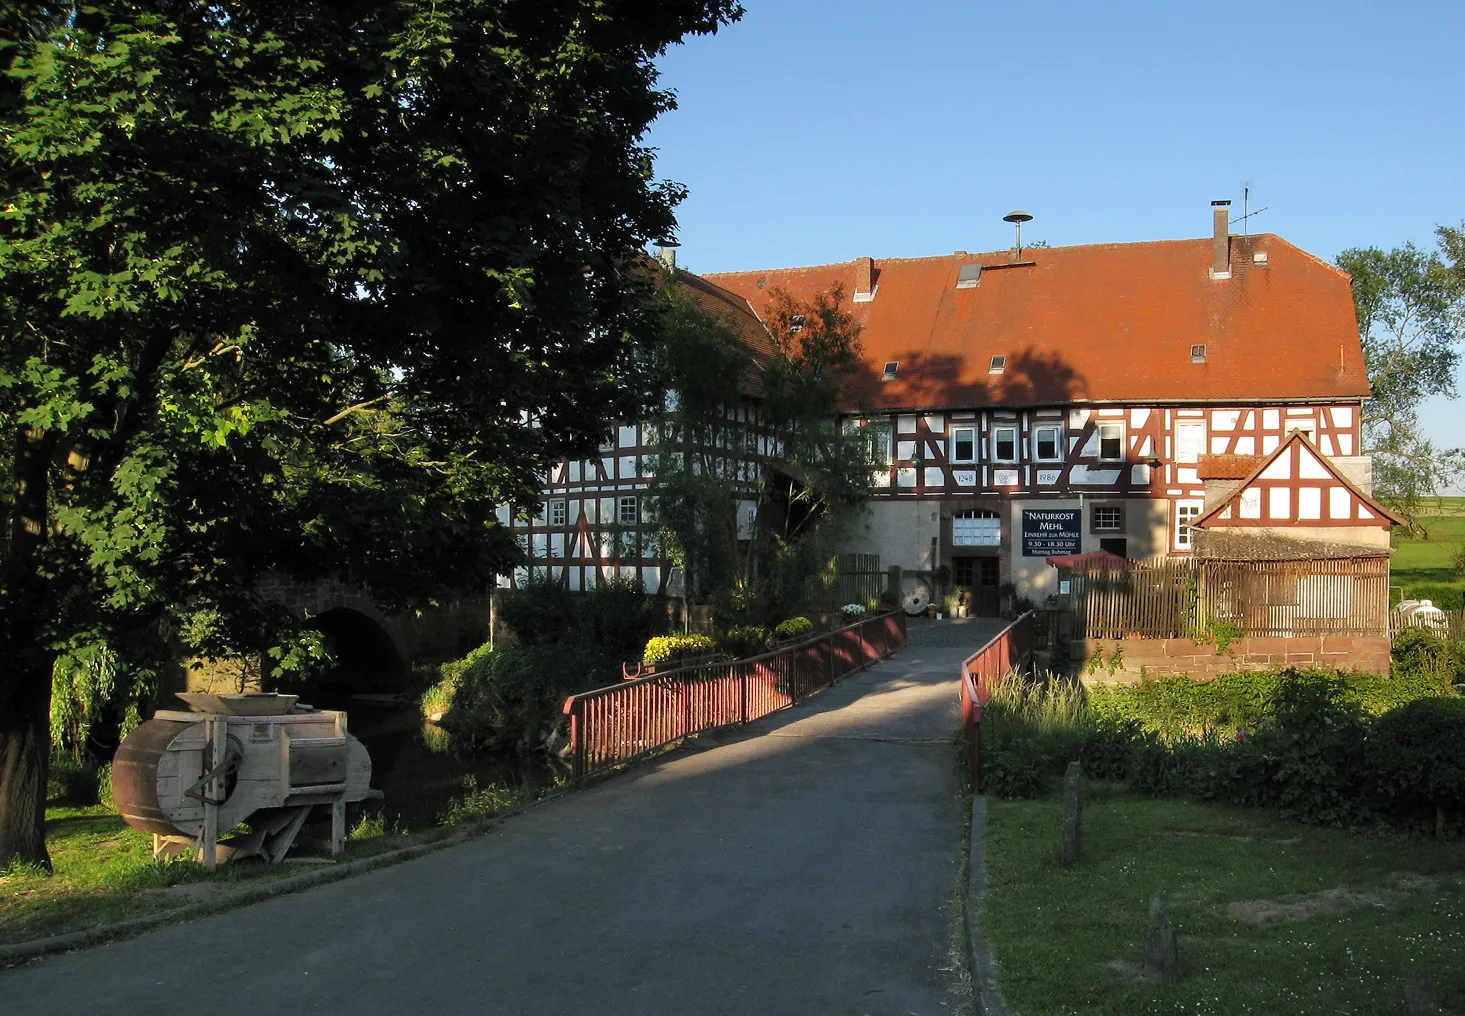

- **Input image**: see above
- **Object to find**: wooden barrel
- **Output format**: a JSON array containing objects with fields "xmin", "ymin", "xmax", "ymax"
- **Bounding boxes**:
[{"xmin": 112, "ymin": 718, "xmax": 196, "ymax": 836}]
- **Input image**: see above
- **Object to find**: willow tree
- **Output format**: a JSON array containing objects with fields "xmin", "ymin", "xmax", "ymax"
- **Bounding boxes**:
[
  {"xmin": 1337, "ymin": 226, "xmax": 1465, "ymax": 531},
  {"xmin": 0, "ymin": 1, "xmax": 741, "ymax": 868},
  {"xmin": 650, "ymin": 281, "xmax": 871, "ymax": 624}
]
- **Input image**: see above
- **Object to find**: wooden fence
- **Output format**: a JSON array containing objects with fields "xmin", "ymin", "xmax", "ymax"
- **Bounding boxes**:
[
  {"xmin": 833, "ymin": 553, "xmax": 883, "ymax": 607},
  {"xmin": 1064, "ymin": 556, "xmax": 1392, "ymax": 640}
]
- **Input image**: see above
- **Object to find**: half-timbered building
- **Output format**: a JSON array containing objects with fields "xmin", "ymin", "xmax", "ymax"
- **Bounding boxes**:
[
  {"xmin": 700, "ymin": 202, "xmax": 1376, "ymax": 613},
  {"xmin": 510, "ymin": 202, "xmax": 1379, "ymax": 617}
]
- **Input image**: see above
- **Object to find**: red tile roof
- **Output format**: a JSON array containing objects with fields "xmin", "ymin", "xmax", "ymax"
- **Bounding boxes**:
[
  {"xmin": 1197, "ymin": 454, "xmax": 1262, "ymax": 480},
  {"xmin": 703, "ymin": 234, "xmax": 1371, "ymax": 411},
  {"xmin": 671, "ymin": 270, "xmax": 777, "ymax": 396}
]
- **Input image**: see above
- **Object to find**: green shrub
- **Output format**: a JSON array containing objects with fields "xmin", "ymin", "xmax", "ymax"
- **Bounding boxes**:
[
  {"xmin": 418, "ymin": 642, "xmax": 494, "ymax": 720},
  {"xmin": 1088, "ymin": 665, "xmax": 1454, "ymax": 743},
  {"xmin": 495, "ymin": 573, "xmax": 579, "ymax": 647},
  {"xmin": 980, "ymin": 672, "xmax": 1088, "ymax": 797},
  {"xmin": 983, "ymin": 747, "xmax": 1045, "ymax": 799},
  {"xmin": 643, "ymin": 634, "xmax": 718, "ymax": 665},
  {"xmin": 46, "ymin": 757, "xmax": 102, "ymax": 806},
  {"xmin": 580, "ymin": 577, "xmax": 658, "ymax": 666},
  {"xmin": 1249, "ymin": 671, "xmax": 1367, "ymax": 825},
  {"xmin": 1366, "ymin": 697, "xmax": 1465, "ymax": 828},
  {"xmin": 773, "ymin": 616, "xmax": 814, "ymax": 640},
  {"xmin": 715, "ymin": 626, "xmax": 769, "ymax": 660},
  {"xmin": 442, "ymin": 643, "xmax": 610, "ymax": 750}
]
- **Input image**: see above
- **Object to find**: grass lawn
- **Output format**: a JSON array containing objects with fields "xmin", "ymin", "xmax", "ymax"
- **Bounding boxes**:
[
  {"xmin": 983, "ymin": 790, "xmax": 1465, "ymax": 1015},
  {"xmin": 1392, "ymin": 496, "xmax": 1465, "ymax": 612},
  {"xmin": 0, "ymin": 779, "xmax": 537, "ymax": 948}
]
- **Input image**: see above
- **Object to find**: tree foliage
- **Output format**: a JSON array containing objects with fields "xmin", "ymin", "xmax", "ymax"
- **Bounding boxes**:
[
  {"xmin": 0, "ymin": 1, "xmax": 741, "ymax": 867},
  {"xmin": 1336, "ymin": 227, "xmax": 1465, "ymax": 528},
  {"xmin": 649, "ymin": 279, "xmax": 872, "ymax": 625}
]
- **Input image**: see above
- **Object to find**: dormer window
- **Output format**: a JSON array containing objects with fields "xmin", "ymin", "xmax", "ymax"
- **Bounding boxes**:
[
  {"xmin": 989, "ymin": 355, "xmax": 1007, "ymax": 375},
  {"xmin": 1190, "ymin": 344, "xmax": 1207, "ymax": 363},
  {"xmin": 882, "ymin": 360, "xmax": 899, "ymax": 381}
]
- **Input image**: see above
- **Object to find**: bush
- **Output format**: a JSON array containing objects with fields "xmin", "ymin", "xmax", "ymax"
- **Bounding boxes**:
[
  {"xmin": 1366, "ymin": 697, "xmax": 1465, "ymax": 828},
  {"xmin": 643, "ymin": 634, "xmax": 718, "ymax": 665},
  {"xmin": 579, "ymin": 578, "xmax": 658, "ymax": 666},
  {"xmin": 442, "ymin": 643, "xmax": 608, "ymax": 750},
  {"xmin": 715, "ymin": 626, "xmax": 769, "ymax": 660},
  {"xmin": 1390, "ymin": 626, "xmax": 1462, "ymax": 688},
  {"xmin": 983, "ymin": 747, "xmax": 1045, "ymax": 799},
  {"xmin": 495, "ymin": 574, "xmax": 579, "ymax": 647},
  {"xmin": 1249, "ymin": 671, "xmax": 1367, "ymax": 824},
  {"xmin": 773, "ymin": 616, "xmax": 814, "ymax": 640}
]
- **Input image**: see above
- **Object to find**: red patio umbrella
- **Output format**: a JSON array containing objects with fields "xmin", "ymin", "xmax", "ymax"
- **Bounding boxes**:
[{"xmin": 1044, "ymin": 550, "xmax": 1133, "ymax": 574}]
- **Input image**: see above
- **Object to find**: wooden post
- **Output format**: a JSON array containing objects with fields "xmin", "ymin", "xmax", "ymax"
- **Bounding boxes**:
[
  {"xmin": 201, "ymin": 715, "xmax": 226, "ymax": 868},
  {"xmin": 1144, "ymin": 891, "xmax": 1181, "ymax": 982},
  {"xmin": 1060, "ymin": 760, "xmax": 1084, "ymax": 866},
  {"xmin": 330, "ymin": 797, "xmax": 346, "ymax": 857}
]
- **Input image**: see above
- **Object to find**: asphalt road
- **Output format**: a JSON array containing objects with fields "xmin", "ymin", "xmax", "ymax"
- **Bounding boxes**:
[{"xmin": 6, "ymin": 625, "xmax": 1001, "ymax": 1016}]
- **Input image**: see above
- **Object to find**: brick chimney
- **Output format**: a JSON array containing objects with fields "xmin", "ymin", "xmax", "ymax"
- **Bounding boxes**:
[
  {"xmin": 1211, "ymin": 200, "xmax": 1231, "ymax": 278},
  {"xmin": 853, "ymin": 256, "xmax": 875, "ymax": 302}
]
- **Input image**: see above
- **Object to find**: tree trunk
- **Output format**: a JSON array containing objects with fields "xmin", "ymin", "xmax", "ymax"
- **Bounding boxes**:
[
  {"xmin": 1, "ymin": 424, "xmax": 56, "ymax": 868},
  {"xmin": 0, "ymin": 659, "xmax": 53, "ymax": 870}
]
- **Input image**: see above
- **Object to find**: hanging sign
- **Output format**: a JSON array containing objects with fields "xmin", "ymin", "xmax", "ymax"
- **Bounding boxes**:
[{"xmin": 1021, "ymin": 509, "xmax": 1080, "ymax": 557}]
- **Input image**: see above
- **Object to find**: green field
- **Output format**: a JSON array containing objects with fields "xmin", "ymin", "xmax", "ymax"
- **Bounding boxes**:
[
  {"xmin": 1391, "ymin": 496, "xmax": 1464, "ymax": 613},
  {"xmin": 982, "ymin": 793, "xmax": 1465, "ymax": 1015}
]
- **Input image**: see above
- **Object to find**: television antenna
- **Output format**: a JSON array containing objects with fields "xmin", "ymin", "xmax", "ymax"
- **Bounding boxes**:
[{"xmin": 1232, "ymin": 183, "xmax": 1267, "ymax": 235}]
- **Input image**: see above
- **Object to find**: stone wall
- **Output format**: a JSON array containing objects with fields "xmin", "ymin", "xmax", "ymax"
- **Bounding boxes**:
[
  {"xmin": 1074, "ymin": 634, "xmax": 1392, "ymax": 683},
  {"xmin": 255, "ymin": 575, "xmax": 492, "ymax": 663}
]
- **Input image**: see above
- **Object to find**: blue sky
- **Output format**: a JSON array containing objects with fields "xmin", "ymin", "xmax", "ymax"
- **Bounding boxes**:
[{"xmin": 644, "ymin": 0, "xmax": 1464, "ymax": 470}]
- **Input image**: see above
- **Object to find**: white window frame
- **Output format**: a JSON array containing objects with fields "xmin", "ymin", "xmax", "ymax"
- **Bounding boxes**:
[
  {"xmin": 950, "ymin": 426, "xmax": 978, "ymax": 463},
  {"xmin": 618, "ymin": 496, "xmax": 639, "ymax": 526},
  {"xmin": 1175, "ymin": 421, "xmax": 1206, "ymax": 464},
  {"xmin": 1175, "ymin": 499, "xmax": 1204, "ymax": 550},
  {"xmin": 1096, "ymin": 422, "xmax": 1125, "ymax": 462},
  {"xmin": 856, "ymin": 419, "xmax": 892, "ymax": 467},
  {"xmin": 1092, "ymin": 505, "xmax": 1124, "ymax": 533},
  {"xmin": 549, "ymin": 499, "xmax": 567, "ymax": 528},
  {"xmin": 952, "ymin": 509, "xmax": 1001, "ymax": 547},
  {"xmin": 991, "ymin": 425, "xmax": 1019, "ymax": 464},
  {"xmin": 1033, "ymin": 423, "xmax": 1064, "ymax": 462}
]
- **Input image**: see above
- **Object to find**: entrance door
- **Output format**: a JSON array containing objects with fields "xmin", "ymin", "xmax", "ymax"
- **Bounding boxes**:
[{"xmin": 954, "ymin": 557, "xmax": 1001, "ymax": 617}]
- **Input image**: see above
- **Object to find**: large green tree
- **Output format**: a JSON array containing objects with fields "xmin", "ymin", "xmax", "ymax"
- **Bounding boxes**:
[
  {"xmin": 1336, "ymin": 226, "xmax": 1465, "ymax": 530},
  {"xmin": 0, "ymin": 1, "xmax": 740, "ymax": 867}
]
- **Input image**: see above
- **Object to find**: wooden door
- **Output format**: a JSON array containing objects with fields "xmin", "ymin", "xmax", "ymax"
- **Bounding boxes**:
[{"xmin": 955, "ymin": 557, "xmax": 1001, "ymax": 617}]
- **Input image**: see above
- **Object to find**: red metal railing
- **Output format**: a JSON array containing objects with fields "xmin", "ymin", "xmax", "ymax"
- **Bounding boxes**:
[
  {"xmin": 959, "ymin": 611, "xmax": 1034, "ymax": 794},
  {"xmin": 562, "ymin": 610, "xmax": 908, "ymax": 778}
]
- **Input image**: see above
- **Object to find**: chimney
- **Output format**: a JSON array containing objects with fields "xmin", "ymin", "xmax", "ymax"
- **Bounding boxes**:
[
  {"xmin": 1211, "ymin": 200, "xmax": 1231, "ymax": 278},
  {"xmin": 657, "ymin": 246, "xmax": 677, "ymax": 270},
  {"xmin": 853, "ymin": 256, "xmax": 875, "ymax": 302}
]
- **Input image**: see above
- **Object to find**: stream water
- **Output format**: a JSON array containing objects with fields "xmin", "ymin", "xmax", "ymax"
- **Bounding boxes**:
[{"xmin": 334, "ymin": 701, "xmax": 558, "ymax": 831}]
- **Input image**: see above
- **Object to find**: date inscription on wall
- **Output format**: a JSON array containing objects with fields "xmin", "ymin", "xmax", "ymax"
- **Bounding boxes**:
[{"xmin": 1021, "ymin": 509, "xmax": 1080, "ymax": 557}]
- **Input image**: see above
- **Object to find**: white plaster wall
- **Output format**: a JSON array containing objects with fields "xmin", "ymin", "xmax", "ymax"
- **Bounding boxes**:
[{"xmin": 843, "ymin": 499, "xmax": 941, "ymax": 597}]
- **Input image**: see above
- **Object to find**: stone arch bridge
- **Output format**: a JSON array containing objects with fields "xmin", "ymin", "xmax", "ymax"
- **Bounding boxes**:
[{"xmin": 187, "ymin": 577, "xmax": 491, "ymax": 695}]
